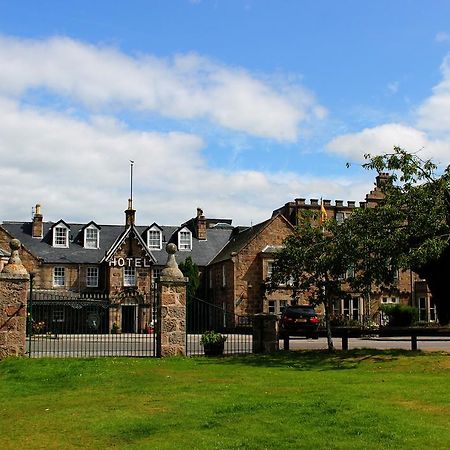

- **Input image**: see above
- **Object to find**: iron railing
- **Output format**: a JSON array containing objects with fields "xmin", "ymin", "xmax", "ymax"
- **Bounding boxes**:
[
  {"xmin": 186, "ymin": 296, "xmax": 254, "ymax": 356},
  {"xmin": 27, "ymin": 289, "xmax": 158, "ymax": 358}
]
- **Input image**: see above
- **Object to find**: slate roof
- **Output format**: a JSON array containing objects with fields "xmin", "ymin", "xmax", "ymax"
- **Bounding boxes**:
[
  {"xmin": 209, "ymin": 214, "xmax": 293, "ymax": 265},
  {"xmin": 209, "ymin": 218, "xmax": 271, "ymax": 265},
  {"xmin": 1, "ymin": 221, "xmax": 234, "ymax": 267}
]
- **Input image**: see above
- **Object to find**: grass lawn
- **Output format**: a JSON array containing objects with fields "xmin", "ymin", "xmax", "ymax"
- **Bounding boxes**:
[{"xmin": 1, "ymin": 350, "xmax": 449, "ymax": 449}]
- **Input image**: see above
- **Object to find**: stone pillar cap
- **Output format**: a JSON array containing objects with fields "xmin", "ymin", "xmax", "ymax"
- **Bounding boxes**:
[
  {"xmin": 1, "ymin": 239, "xmax": 29, "ymax": 277},
  {"xmin": 161, "ymin": 243, "xmax": 184, "ymax": 279}
]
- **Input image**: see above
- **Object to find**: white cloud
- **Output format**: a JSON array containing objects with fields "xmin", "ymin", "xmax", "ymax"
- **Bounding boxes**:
[
  {"xmin": 327, "ymin": 124, "xmax": 429, "ymax": 161},
  {"xmin": 436, "ymin": 32, "xmax": 450, "ymax": 43},
  {"xmin": 0, "ymin": 35, "xmax": 325, "ymax": 141},
  {"xmin": 0, "ymin": 97, "xmax": 367, "ymax": 226},
  {"xmin": 327, "ymin": 55, "xmax": 450, "ymax": 166},
  {"xmin": 416, "ymin": 55, "xmax": 450, "ymax": 133},
  {"xmin": 387, "ymin": 81, "xmax": 399, "ymax": 94}
]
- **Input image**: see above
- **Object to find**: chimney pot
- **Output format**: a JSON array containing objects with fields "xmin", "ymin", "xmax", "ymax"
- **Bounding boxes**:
[{"xmin": 32, "ymin": 204, "xmax": 43, "ymax": 238}]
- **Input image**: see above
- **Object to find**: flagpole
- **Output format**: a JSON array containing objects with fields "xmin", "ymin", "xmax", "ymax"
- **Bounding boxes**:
[{"xmin": 130, "ymin": 160, "xmax": 134, "ymax": 208}]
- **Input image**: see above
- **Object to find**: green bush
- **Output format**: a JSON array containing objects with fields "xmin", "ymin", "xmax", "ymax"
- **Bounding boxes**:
[
  {"xmin": 380, "ymin": 304, "xmax": 418, "ymax": 327},
  {"xmin": 200, "ymin": 330, "xmax": 227, "ymax": 345}
]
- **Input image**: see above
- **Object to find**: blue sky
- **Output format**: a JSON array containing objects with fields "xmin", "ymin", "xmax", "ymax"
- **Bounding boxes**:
[{"xmin": 1, "ymin": 0, "xmax": 450, "ymax": 225}]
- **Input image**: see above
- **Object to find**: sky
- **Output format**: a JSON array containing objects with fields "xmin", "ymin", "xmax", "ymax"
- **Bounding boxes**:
[{"xmin": 1, "ymin": 0, "xmax": 450, "ymax": 226}]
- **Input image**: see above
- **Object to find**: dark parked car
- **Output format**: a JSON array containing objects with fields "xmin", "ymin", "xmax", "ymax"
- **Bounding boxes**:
[{"xmin": 278, "ymin": 305, "xmax": 320, "ymax": 339}]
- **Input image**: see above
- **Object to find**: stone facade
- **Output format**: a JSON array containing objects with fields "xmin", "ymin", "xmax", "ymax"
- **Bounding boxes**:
[
  {"xmin": 158, "ymin": 244, "xmax": 187, "ymax": 357},
  {"xmin": 209, "ymin": 214, "xmax": 294, "ymax": 317},
  {"xmin": 252, "ymin": 313, "xmax": 278, "ymax": 353},
  {"xmin": 0, "ymin": 240, "xmax": 29, "ymax": 358},
  {"xmin": 159, "ymin": 277, "xmax": 187, "ymax": 356}
]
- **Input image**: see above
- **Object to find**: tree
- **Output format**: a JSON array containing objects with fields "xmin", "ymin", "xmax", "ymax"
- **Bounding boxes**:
[
  {"xmin": 269, "ymin": 212, "xmax": 352, "ymax": 352},
  {"xmin": 179, "ymin": 256, "xmax": 200, "ymax": 300},
  {"xmin": 359, "ymin": 147, "xmax": 450, "ymax": 324}
]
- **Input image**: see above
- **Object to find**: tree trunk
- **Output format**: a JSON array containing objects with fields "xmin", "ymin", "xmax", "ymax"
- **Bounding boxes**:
[{"xmin": 324, "ymin": 298, "xmax": 335, "ymax": 352}]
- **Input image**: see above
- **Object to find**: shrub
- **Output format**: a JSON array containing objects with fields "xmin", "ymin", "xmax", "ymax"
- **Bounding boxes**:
[
  {"xmin": 380, "ymin": 304, "xmax": 418, "ymax": 327},
  {"xmin": 200, "ymin": 330, "xmax": 227, "ymax": 345}
]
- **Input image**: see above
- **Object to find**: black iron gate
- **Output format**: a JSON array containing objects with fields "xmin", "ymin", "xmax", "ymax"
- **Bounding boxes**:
[
  {"xmin": 186, "ymin": 296, "xmax": 254, "ymax": 356},
  {"xmin": 27, "ymin": 286, "xmax": 158, "ymax": 358}
]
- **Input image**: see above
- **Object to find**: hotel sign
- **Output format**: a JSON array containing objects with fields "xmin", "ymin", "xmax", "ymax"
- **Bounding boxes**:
[{"xmin": 108, "ymin": 257, "xmax": 152, "ymax": 268}]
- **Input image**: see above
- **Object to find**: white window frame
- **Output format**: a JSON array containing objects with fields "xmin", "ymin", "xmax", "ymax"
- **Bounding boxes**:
[
  {"xmin": 178, "ymin": 228, "xmax": 192, "ymax": 251},
  {"xmin": 123, "ymin": 266, "xmax": 136, "ymax": 287},
  {"xmin": 342, "ymin": 297, "xmax": 361, "ymax": 321},
  {"xmin": 86, "ymin": 266, "xmax": 99, "ymax": 287},
  {"xmin": 267, "ymin": 260, "xmax": 274, "ymax": 281},
  {"xmin": 53, "ymin": 225, "xmax": 69, "ymax": 248},
  {"xmin": 336, "ymin": 211, "xmax": 345, "ymax": 224},
  {"xmin": 147, "ymin": 227, "xmax": 162, "ymax": 250},
  {"xmin": 53, "ymin": 267, "xmax": 65, "ymax": 287},
  {"xmin": 84, "ymin": 225, "xmax": 99, "ymax": 249},
  {"xmin": 52, "ymin": 308, "xmax": 65, "ymax": 323},
  {"xmin": 151, "ymin": 267, "xmax": 161, "ymax": 287},
  {"xmin": 222, "ymin": 264, "xmax": 226, "ymax": 287},
  {"xmin": 381, "ymin": 297, "xmax": 399, "ymax": 304},
  {"xmin": 268, "ymin": 300, "xmax": 289, "ymax": 315}
]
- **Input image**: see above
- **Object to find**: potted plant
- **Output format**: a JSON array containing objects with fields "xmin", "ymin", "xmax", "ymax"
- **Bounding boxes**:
[
  {"xmin": 200, "ymin": 330, "xmax": 227, "ymax": 356},
  {"xmin": 111, "ymin": 322, "xmax": 121, "ymax": 334}
]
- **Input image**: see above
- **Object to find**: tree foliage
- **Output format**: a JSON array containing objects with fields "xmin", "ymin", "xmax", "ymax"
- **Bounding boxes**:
[
  {"xmin": 361, "ymin": 147, "xmax": 450, "ymax": 324},
  {"xmin": 179, "ymin": 256, "xmax": 200, "ymax": 300},
  {"xmin": 270, "ymin": 147, "xmax": 450, "ymax": 348},
  {"xmin": 269, "ymin": 212, "xmax": 351, "ymax": 351}
]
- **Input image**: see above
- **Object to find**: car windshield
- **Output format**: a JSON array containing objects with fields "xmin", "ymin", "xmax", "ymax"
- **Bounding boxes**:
[{"xmin": 285, "ymin": 307, "xmax": 316, "ymax": 318}]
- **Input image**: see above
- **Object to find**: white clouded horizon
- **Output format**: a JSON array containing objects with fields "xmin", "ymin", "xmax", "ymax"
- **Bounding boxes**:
[
  {"xmin": 0, "ymin": 96, "xmax": 368, "ymax": 226},
  {"xmin": 0, "ymin": 34, "xmax": 381, "ymax": 227}
]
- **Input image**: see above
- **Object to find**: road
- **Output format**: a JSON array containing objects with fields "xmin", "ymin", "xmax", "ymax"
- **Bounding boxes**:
[{"xmin": 282, "ymin": 336, "xmax": 450, "ymax": 352}]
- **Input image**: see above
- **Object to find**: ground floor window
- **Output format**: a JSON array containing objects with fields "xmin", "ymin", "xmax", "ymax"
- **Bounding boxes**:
[
  {"xmin": 53, "ymin": 267, "xmax": 65, "ymax": 287},
  {"xmin": 124, "ymin": 266, "xmax": 136, "ymax": 287},
  {"xmin": 418, "ymin": 297, "xmax": 437, "ymax": 322},
  {"xmin": 86, "ymin": 266, "xmax": 99, "ymax": 287},
  {"xmin": 268, "ymin": 300, "xmax": 289, "ymax": 315},
  {"xmin": 334, "ymin": 297, "xmax": 362, "ymax": 322},
  {"xmin": 52, "ymin": 308, "xmax": 65, "ymax": 323},
  {"xmin": 151, "ymin": 267, "xmax": 161, "ymax": 288}
]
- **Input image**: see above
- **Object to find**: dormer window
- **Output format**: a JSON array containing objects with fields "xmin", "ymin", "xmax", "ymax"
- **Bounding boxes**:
[
  {"xmin": 52, "ymin": 223, "xmax": 69, "ymax": 248},
  {"xmin": 147, "ymin": 226, "xmax": 162, "ymax": 250},
  {"xmin": 178, "ymin": 228, "xmax": 192, "ymax": 251},
  {"xmin": 84, "ymin": 225, "xmax": 100, "ymax": 249}
]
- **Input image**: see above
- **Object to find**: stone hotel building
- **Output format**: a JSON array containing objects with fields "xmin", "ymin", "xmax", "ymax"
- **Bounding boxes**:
[{"xmin": 0, "ymin": 176, "xmax": 437, "ymax": 331}]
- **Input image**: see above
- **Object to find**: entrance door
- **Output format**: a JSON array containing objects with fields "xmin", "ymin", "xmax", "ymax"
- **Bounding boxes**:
[{"xmin": 122, "ymin": 305, "xmax": 136, "ymax": 333}]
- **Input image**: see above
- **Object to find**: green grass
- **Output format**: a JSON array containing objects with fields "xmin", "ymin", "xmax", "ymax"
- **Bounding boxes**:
[{"xmin": 1, "ymin": 350, "xmax": 449, "ymax": 449}]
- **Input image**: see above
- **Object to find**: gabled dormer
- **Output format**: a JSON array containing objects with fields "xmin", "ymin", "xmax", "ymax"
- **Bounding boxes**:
[
  {"xmin": 146, "ymin": 223, "xmax": 163, "ymax": 250},
  {"xmin": 82, "ymin": 221, "xmax": 101, "ymax": 249},
  {"xmin": 51, "ymin": 220, "xmax": 70, "ymax": 248},
  {"xmin": 178, "ymin": 226, "xmax": 192, "ymax": 251}
]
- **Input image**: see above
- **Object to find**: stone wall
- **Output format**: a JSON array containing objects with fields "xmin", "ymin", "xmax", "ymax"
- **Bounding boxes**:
[
  {"xmin": 0, "ymin": 240, "xmax": 29, "ymax": 358},
  {"xmin": 159, "ymin": 277, "xmax": 187, "ymax": 356},
  {"xmin": 252, "ymin": 313, "xmax": 278, "ymax": 353},
  {"xmin": 157, "ymin": 243, "xmax": 187, "ymax": 357}
]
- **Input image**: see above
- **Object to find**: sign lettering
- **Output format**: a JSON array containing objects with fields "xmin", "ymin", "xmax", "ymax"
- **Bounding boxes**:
[{"xmin": 108, "ymin": 257, "xmax": 152, "ymax": 268}]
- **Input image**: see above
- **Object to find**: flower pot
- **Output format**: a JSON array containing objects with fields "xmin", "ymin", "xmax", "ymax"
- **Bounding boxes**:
[{"xmin": 203, "ymin": 341, "xmax": 225, "ymax": 356}]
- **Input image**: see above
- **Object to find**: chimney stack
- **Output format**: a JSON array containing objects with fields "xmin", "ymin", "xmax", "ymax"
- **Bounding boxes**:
[
  {"xmin": 125, "ymin": 198, "xmax": 136, "ymax": 227},
  {"xmin": 32, "ymin": 204, "xmax": 43, "ymax": 238},
  {"xmin": 196, "ymin": 207, "xmax": 207, "ymax": 240}
]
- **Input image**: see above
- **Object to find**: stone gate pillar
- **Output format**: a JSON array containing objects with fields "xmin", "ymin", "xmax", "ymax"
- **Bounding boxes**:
[
  {"xmin": 157, "ymin": 243, "xmax": 188, "ymax": 357},
  {"xmin": 0, "ymin": 239, "xmax": 30, "ymax": 358}
]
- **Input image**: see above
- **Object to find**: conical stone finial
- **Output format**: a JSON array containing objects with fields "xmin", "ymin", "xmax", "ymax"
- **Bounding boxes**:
[
  {"xmin": 161, "ymin": 243, "xmax": 184, "ymax": 279},
  {"xmin": 1, "ymin": 239, "xmax": 29, "ymax": 277}
]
